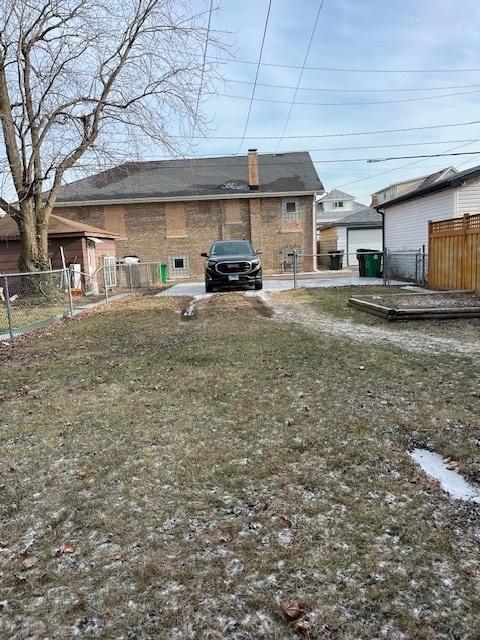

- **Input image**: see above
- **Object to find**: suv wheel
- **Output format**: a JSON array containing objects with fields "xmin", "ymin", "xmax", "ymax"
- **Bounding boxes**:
[
  {"xmin": 205, "ymin": 281, "xmax": 213, "ymax": 293},
  {"xmin": 254, "ymin": 281, "xmax": 263, "ymax": 290}
]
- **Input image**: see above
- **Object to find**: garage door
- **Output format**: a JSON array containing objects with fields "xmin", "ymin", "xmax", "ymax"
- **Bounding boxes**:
[{"xmin": 347, "ymin": 228, "xmax": 383, "ymax": 265}]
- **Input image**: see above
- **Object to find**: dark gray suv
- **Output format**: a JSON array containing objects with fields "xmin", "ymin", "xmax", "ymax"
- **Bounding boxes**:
[{"xmin": 201, "ymin": 240, "xmax": 262, "ymax": 292}]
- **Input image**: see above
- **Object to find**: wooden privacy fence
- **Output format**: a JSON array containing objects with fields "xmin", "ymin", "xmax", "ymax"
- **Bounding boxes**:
[{"xmin": 428, "ymin": 213, "xmax": 480, "ymax": 292}]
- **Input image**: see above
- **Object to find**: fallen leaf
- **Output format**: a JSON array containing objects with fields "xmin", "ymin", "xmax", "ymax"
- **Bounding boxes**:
[
  {"xmin": 22, "ymin": 557, "xmax": 35, "ymax": 569},
  {"xmin": 56, "ymin": 542, "xmax": 76, "ymax": 556},
  {"xmin": 279, "ymin": 515, "xmax": 293, "ymax": 528},
  {"xmin": 294, "ymin": 619, "xmax": 310, "ymax": 634},
  {"xmin": 281, "ymin": 599, "xmax": 305, "ymax": 620}
]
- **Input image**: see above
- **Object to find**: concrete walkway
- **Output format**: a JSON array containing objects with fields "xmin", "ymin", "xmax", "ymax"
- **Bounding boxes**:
[{"xmin": 157, "ymin": 276, "xmax": 398, "ymax": 297}]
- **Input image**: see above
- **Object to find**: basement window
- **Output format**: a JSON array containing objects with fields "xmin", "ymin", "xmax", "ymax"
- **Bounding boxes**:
[
  {"xmin": 169, "ymin": 254, "xmax": 189, "ymax": 278},
  {"xmin": 282, "ymin": 199, "xmax": 299, "ymax": 221}
]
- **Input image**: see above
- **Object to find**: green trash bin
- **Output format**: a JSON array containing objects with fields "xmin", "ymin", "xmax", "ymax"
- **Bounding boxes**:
[
  {"xmin": 160, "ymin": 263, "xmax": 168, "ymax": 284},
  {"xmin": 364, "ymin": 251, "xmax": 382, "ymax": 277}
]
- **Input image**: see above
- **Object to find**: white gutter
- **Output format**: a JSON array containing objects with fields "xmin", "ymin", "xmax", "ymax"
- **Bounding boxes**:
[{"xmin": 53, "ymin": 190, "xmax": 316, "ymax": 207}]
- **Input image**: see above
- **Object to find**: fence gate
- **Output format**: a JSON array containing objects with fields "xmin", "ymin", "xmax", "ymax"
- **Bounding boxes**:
[{"xmin": 428, "ymin": 213, "xmax": 480, "ymax": 292}]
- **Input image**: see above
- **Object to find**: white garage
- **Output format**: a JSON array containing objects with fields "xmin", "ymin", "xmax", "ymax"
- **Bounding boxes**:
[
  {"xmin": 346, "ymin": 227, "xmax": 383, "ymax": 265},
  {"xmin": 317, "ymin": 207, "xmax": 383, "ymax": 266}
]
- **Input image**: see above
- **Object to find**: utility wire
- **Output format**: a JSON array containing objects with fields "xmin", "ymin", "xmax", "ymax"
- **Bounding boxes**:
[
  {"xmin": 275, "ymin": 0, "xmax": 326, "ymax": 152},
  {"xmin": 332, "ymin": 139, "xmax": 480, "ymax": 192},
  {"xmin": 208, "ymin": 55, "xmax": 480, "ymax": 74},
  {"xmin": 61, "ymin": 150, "xmax": 480, "ymax": 170},
  {"xmin": 236, "ymin": 0, "xmax": 272, "ymax": 152},
  {"xmin": 192, "ymin": 0, "xmax": 214, "ymax": 134},
  {"xmin": 228, "ymin": 79, "xmax": 480, "ymax": 93},
  {"xmin": 104, "ymin": 118, "xmax": 480, "ymax": 140},
  {"xmin": 221, "ymin": 87, "xmax": 480, "ymax": 107},
  {"xmin": 99, "ymin": 139, "xmax": 478, "ymax": 160}
]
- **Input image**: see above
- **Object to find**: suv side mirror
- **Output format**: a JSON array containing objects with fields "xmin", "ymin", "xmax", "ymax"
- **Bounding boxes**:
[
  {"xmin": 200, "ymin": 252, "xmax": 208, "ymax": 257},
  {"xmin": 256, "ymin": 250, "xmax": 263, "ymax": 255}
]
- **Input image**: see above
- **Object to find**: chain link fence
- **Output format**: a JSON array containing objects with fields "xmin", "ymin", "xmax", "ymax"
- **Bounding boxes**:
[
  {"xmin": 287, "ymin": 249, "xmax": 427, "ymax": 289},
  {"xmin": 1, "ymin": 260, "xmax": 168, "ymax": 340}
]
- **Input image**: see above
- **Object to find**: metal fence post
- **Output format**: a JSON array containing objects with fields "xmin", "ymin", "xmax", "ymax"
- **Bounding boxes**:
[
  {"xmin": 383, "ymin": 249, "xmax": 389, "ymax": 285},
  {"xmin": 293, "ymin": 248, "xmax": 298, "ymax": 290},
  {"xmin": 128, "ymin": 264, "xmax": 134, "ymax": 294},
  {"xmin": 3, "ymin": 275, "xmax": 14, "ymax": 339},
  {"xmin": 65, "ymin": 267, "xmax": 74, "ymax": 317},
  {"xmin": 421, "ymin": 244, "xmax": 426, "ymax": 285},
  {"xmin": 102, "ymin": 267, "xmax": 109, "ymax": 304}
]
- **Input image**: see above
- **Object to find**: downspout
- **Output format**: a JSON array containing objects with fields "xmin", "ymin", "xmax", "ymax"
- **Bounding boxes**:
[{"xmin": 379, "ymin": 207, "xmax": 385, "ymax": 250}]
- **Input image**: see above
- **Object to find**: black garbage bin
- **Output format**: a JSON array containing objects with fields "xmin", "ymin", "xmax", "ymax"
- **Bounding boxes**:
[
  {"xmin": 356, "ymin": 248, "xmax": 371, "ymax": 277},
  {"xmin": 328, "ymin": 249, "xmax": 344, "ymax": 270}
]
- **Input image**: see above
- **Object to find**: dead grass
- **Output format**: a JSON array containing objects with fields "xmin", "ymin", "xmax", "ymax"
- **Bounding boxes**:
[
  {"xmin": 277, "ymin": 286, "xmax": 480, "ymax": 342},
  {"xmin": 0, "ymin": 294, "xmax": 480, "ymax": 639}
]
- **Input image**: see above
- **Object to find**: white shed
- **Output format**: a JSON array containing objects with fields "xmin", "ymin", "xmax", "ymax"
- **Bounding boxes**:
[{"xmin": 317, "ymin": 207, "xmax": 383, "ymax": 266}]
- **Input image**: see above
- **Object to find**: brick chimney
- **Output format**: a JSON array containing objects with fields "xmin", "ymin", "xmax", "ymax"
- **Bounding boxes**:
[
  {"xmin": 371, "ymin": 193, "xmax": 379, "ymax": 207},
  {"xmin": 248, "ymin": 149, "xmax": 259, "ymax": 190}
]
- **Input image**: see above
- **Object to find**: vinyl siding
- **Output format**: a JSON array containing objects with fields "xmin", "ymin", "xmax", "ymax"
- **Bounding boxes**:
[
  {"xmin": 456, "ymin": 178, "xmax": 480, "ymax": 215},
  {"xmin": 384, "ymin": 189, "xmax": 456, "ymax": 251}
]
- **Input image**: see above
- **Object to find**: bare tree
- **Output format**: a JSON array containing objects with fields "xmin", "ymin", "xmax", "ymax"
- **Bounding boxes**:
[{"xmin": 0, "ymin": 0, "xmax": 221, "ymax": 272}]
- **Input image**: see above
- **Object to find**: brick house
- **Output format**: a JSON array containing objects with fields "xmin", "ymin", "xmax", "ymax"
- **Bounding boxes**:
[{"xmin": 53, "ymin": 150, "xmax": 323, "ymax": 278}]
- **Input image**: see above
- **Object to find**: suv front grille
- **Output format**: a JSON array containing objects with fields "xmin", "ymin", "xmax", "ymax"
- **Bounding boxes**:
[{"xmin": 216, "ymin": 261, "xmax": 251, "ymax": 274}]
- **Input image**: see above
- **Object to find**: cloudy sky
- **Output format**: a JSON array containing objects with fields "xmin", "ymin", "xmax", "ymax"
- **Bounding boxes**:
[{"xmin": 190, "ymin": 0, "xmax": 480, "ymax": 203}]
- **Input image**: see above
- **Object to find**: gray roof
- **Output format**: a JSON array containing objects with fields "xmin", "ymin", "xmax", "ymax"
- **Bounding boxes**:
[
  {"xmin": 376, "ymin": 163, "xmax": 480, "ymax": 209},
  {"xmin": 319, "ymin": 188, "xmax": 355, "ymax": 202},
  {"xmin": 55, "ymin": 152, "xmax": 323, "ymax": 204},
  {"xmin": 318, "ymin": 206, "xmax": 382, "ymax": 229}
]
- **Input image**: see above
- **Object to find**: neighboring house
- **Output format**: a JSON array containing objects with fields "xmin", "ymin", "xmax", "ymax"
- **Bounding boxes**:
[
  {"xmin": 52, "ymin": 150, "xmax": 324, "ymax": 278},
  {"xmin": 370, "ymin": 169, "xmax": 457, "ymax": 208},
  {"xmin": 316, "ymin": 188, "xmax": 357, "ymax": 224},
  {"xmin": 0, "ymin": 213, "xmax": 117, "ymax": 276},
  {"xmin": 317, "ymin": 206, "xmax": 383, "ymax": 266},
  {"xmin": 372, "ymin": 164, "xmax": 480, "ymax": 251}
]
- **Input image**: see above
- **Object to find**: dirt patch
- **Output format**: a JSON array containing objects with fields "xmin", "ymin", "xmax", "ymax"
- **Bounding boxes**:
[
  {"xmin": 269, "ymin": 294, "xmax": 480, "ymax": 358},
  {"xmin": 182, "ymin": 292, "xmax": 272, "ymax": 320},
  {"xmin": 360, "ymin": 292, "xmax": 480, "ymax": 310}
]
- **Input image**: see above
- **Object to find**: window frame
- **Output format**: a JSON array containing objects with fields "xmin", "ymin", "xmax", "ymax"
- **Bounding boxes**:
[
  {"xmin": 282, "ymin": 198, "xmax": 300, "ymax": 222},
  {"xmin": 168, "ymin": 254, "xmax": 190, "ymax": 279}
]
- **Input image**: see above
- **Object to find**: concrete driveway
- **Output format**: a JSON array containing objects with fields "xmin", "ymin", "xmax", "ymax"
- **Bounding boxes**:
[{"xmin": 157, "ymin": 276, "xmax": 394, "ymax": 297}]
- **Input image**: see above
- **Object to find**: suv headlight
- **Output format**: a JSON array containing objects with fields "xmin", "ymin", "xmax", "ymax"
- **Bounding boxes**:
[
  {"xmin": 250, "ymin": 259, "xmax": 260, "ymax": 267},
  {"xmin": 207, "ymin": 260, "xmax": 216, "ymax": 269}
]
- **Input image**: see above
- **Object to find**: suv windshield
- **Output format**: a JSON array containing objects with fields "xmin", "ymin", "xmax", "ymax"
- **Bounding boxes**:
[{"xmin": 210, "ymin": 241, "xmax": 254, "ymax": 256}]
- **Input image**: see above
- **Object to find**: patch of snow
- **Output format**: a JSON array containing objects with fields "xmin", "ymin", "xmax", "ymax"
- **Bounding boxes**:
[{"xmin": 410, "ymin": 448, "xmax": 480, "ymax": 503}]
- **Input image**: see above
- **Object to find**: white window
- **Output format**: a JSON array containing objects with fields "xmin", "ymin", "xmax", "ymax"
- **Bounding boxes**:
[
  {"xmin": 168, "ymin": 254, "xmax": 189, "ymax": 278},
  {"xmin": 282, "ymin": 199, "xmax": 300, "ymax": 221},
  {"xmin": 334, "ymin": 201, "xmax": 344, "ymax": 208},
  {"xmin": 103, "ymin": 256, "xmax": 117, "ymax": 288}
]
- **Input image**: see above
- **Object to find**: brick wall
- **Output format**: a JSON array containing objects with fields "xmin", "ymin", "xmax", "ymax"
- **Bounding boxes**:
[{"xmin": 55, "ymin": 194, "xmax": 315, "ymax": 277}]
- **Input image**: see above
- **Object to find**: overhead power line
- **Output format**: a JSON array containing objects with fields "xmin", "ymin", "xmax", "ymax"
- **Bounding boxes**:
[
  {"xmin": 333, "ymin": 139, "xmax": 480, "ymax": 191},
  {"xmin": 236, "ymin": 0, "xmax": 272, "ymax": 152},
  {"xmin": 102, "ymin": 139, "xmax": 478, "ymax": 160},
  {"xmin": 221, "ymin": 88, "xmax": 480, "ymax": 107},
  {"xmin": 209, "ymin": 55, "xmax": 480, "ymax": 74},
  {"xmin": 192, "ymin": 0, "xmax": 214, "ymax": 133},
  {"xmin": 228, "ymin": 79, "xmax": 480, "ymax": 94},
  {"xmin": 172, "ymin": 119, "xmax": 480, "ymax": 140},
  {"xmin": 73, "ymin": 150, "xmax": 480, "ymax": 170},
  {"xmin": 275, "ymin": 0, "xmax": 326, "ymax": 151}
]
